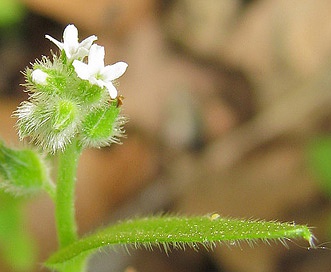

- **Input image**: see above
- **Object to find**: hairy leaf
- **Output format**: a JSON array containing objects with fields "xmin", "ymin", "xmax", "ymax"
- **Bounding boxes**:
[
  {"xmin": 0, "ymin": 141, "xmax": 52, "ymax": 196},
  {"xmin": 45, "ymin": 215, "xmax": 314, "ymax": 269}
]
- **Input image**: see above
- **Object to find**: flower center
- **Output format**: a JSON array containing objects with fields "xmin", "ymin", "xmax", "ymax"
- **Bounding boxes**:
[{"xmin": 95, "ymin": 72, "xmax": 103, "ymax": 80}]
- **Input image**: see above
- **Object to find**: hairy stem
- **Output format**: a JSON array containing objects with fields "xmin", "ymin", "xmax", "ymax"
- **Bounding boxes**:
[{"xmin": 55, "ymin": 139, "xmax": 85, "ymax": 271}]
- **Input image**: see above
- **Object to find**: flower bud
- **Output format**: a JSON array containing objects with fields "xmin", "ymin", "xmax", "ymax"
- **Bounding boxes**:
[
  {"xmin": 16, "ymin": 98, "xmax": 80, "ymax": 153},
  {"xmin": 80, "ymin": 102, "xmax": 126, "ymax": 148},
  {"xmin": 31, "ymin": 69, "xmax": 48, "ymax": 85},
  {"xmin": 52, "ymin": 100, "xmax": 77, "ymax": 132}
]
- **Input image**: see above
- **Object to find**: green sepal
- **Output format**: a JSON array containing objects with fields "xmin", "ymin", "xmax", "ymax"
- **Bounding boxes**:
[
  {"xmin": 45, "ymin": 215, "xmax": 314, "ymax": 269},
  {"xmin": 80, "ymin": 102, "xmax": 122, "ymax": 148},
  {"xmin": 60, "ymin": 49, "xmax": 68, "ymax": 65},
  {"xmin": 52, "ymin": 100, "xmax": 77, "ymax": 132},
  {"xmin": 27, "ymin": 56, "xmax": 69, "ymax": 95},
  {"xmin": 0, "ymin": 141, "xmax": 51, "ymax": 196},
  {"xmin": 46, "ymin": 70, "xmax": 68, "ymax": 95},
  {"xmin": 76, "ymin": 81, "xmax": 105, "ymax": 106}
]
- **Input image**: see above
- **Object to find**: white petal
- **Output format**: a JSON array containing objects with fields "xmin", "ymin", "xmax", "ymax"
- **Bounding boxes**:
[
  {"xmin": 74, "ymin": 48, "xmax": 90, "ymax": 59},
  {"xmin": 45, "ymin": 34, "xmax": 64, "ymax": 50},
  {"xmin": 70, "ymin": 35, "xmax": 98, "ymax": 60},
  {"xmin": 62, "ymin": 25, "xmax": 80, "ymax": 58},
  {"xmin": 102, "ymin": 62, "xmax": 128, "ymax": 81},
  {"xmin": 79, "ymin": 35, "xmax": 98, "ymax": 50},
  {"xmin": 88, "ymin": 44, "xmax": 105, "ymax": 74},
  {"xmin": 63, "ymin": 24, "xmax": 79, "ymax": 48},
  {"xmin": 94, "ymin": 78, "xmax": 106, "ymax": 88},
  {"xmin": 73, "ymin": 60, "xmax": 91, "ymax": 80},
  {"xmin": 104, "ymin": 82, "xmax": 118, "ymax": 99}
]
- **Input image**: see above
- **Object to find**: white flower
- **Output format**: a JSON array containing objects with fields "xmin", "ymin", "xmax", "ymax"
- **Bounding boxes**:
[
  {"xmin": 31, "ymin": 69, "xmax": 48, "ymax": 85},
  {"xmin": 72, "ymin": 44, "xmax": 128, "ymax": 99},
  {"xmin": 45, "ymin": 24, "xmax": 97, "ymax": 61}
]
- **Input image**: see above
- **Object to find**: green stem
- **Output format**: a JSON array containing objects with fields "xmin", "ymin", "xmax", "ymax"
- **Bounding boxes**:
[{"xmin": 55, "ymin": 139, "xmax": 86, "ymax": 271}]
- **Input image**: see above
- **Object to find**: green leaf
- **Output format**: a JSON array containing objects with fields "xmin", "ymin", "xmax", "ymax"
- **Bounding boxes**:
[
  {"xmin": 0, "ymin": 141, "xmax": 53, "ymax": 196},
  {"xmin": 0, "ymin": 192, "xmax": 37, "ymax": 271},
  {"xmin": 45, "ymin": 215, "xmax": 314, "ymax": 269}
]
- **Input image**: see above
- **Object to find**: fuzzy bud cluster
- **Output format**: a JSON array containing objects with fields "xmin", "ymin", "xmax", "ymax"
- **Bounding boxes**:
[{"xmin": 15, "ymin": 24, "xmax": 128, "ymax": 153}]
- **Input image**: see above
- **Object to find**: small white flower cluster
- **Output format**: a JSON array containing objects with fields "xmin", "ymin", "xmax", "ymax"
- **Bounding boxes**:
[
  {"xmin": 32, "ymin": 24, "xmax": 128, "ymax": 99},
  {"xmin": 18, "ymin": 24, "xmax": 128, "ymax": 153}
]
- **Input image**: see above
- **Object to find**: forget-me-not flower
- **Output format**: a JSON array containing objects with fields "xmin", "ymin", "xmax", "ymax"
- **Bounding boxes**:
[
  {"xmin": 73, "ymin": 44, "xmax": 128, "ymax": 99},
  {"xmin": 45, "ymin": 24, "xmax": 97, "ymax": 61}
]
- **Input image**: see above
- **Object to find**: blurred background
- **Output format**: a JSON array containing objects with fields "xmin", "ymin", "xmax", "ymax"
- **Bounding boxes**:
[{"xmin": 1, "ymin": 0, "xmax": 331, "ymax": 271}]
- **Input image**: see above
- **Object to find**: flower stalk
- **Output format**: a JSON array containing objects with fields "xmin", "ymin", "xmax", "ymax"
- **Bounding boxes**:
[
  {"xmin": 55, "ymin": 139, "xmax": 81, "ymax": 248},
  {"xmin": 55, "ymin": 139, "xmax": 86, "ymax": 272}
]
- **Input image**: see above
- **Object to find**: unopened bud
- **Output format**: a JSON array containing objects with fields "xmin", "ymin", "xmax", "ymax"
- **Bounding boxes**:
[{"xmin": 31, "ymin": 69, "xmax": 48, "ymax": 85}]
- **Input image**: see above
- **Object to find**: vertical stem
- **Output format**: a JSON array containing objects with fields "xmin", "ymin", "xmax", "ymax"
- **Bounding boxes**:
[
  {"xmin": 55, "ymin": 139, "xmax": 87, "ymax": 272},
  {"xmin": 55, "ymin": 139, "xmax": 81, "ymax": 248}
]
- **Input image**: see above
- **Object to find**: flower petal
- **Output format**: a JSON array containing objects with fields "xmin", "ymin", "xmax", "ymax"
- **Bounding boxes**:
[
  {"xmin": 73, "ymin": 35, "xmax": 98, "ymax": 59},
  {"xmin": 63, "ymin": 24, "xmax": 79, "ymax": 48},
  {"xmin": 73, "ymin": 60, "xmax": 91, "ymax": 80},
  {"xmin": 104, "ymin": 82, "xmax": 118, "ymax": 99},
  {"xmin": 74, "ymin": 48, "xmax": 90, "ymax": 60},
  {"xmin": 102, "ymin": 62, "xmax": 128, "ymax": 81},
  {"xmin": 45, "ymin": 34, "xmax": 64, "ymax": 50},
  {"xmin": 62, "ymin": 25, "xmax": 80, "ymax": 58},
  {"xmin": 88, "ymin": 44, "xmax": 105, "ymax": 74},
  {"xmin": 79, "ymin": 35, "xmax": 98, "ymax": 50},
  {"xmin": 46, "ymin": 24, "xmax": 98, "ymax": 61}
]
